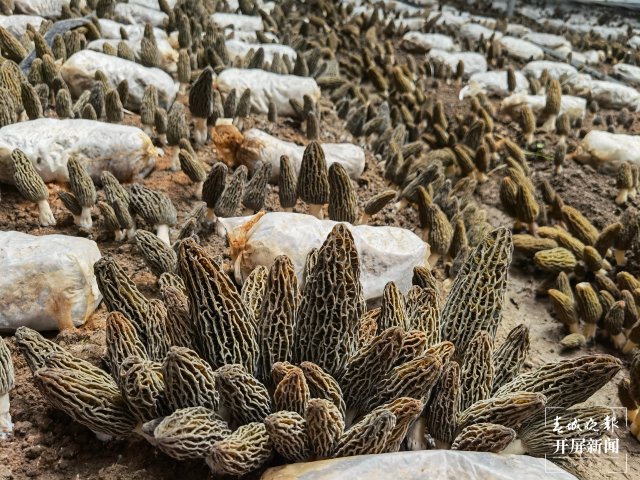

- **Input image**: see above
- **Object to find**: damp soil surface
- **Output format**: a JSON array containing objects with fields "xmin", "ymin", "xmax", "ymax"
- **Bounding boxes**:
[{"xmin": 2, "ymin": 55, "xmax": 640, "ymax": 480}]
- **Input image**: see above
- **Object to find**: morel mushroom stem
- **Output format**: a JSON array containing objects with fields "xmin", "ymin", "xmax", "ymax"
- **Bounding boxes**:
[
  {"xmin": 308, "ymin": 203, "xmax": 324, "ymax": 219},
  {"xmin": 193, "ymin": 116, "xmax": 207, "ymax": 145},
  {"xmin": 37, "ymin": 199, "xmax": 55, "ymax": 226},
  {"xmin": 156, "ymin": 224, "xmax": 171, "ymax": 246}
]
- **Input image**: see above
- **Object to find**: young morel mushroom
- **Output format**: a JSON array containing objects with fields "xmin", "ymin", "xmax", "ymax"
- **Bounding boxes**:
[
  {"xmin": 67, "ymin": 155, "xmax": 96, "ymax": 229},
  {"xmin": 130, "ymin": 184, "xmax": 177, "ymax": 245},
  {"xmin": 167, "ymin": 102, "xmax": 190, "ymax": 171},
  {"xmin": 242, "ymin": 161, "xmax": 272, "ymax": 215},
  {"xmin": 162, "ymin": 346, "xmax": 219, "ymax": 411},
  {"xmin": 451, "ymin": 423, "xmax": 516, "ymax": 453},
  {"xmin": 189, "ymin": 67, "xmax": 213, "ymax": 145},
  {"xmin": 305, "ymin": 398, "xmax": 344, "ymax": 458},
  {"xmin": 178, "ymin": 148, "xmax": 207, "ymax": 199},
  {"xmin": 214, "ymin": 165, "xmax": 247, "ymax": 219},
  {"xmin": 207, "ymin": 422, "xmax": 272, "ymax": 477},
  {"xmin": 215, "ymin": 364, "xmax": 271, "ymax": 426},
  {"xmin": 541, "ymin": 78, "xmax": 561, "ymax": 131},
  {"xmin": 11, "ymin": 148, "xmax": 55, "ymax": 226},
  {"xmin": 616, "ymin": 162, "xmax": 633, "ymax": 205},
  {"xmin": 328, "ymin": 162, "xmax": 357, "ymax": 223},
  {"xmin": 0, "ymin": 338, "xmax": 15, "ymax": 438},
  {"xmin": 333, "ymin": 408, "xmax": 396, "ymax": 457},
  {"xmin": 105, "ymin": 88, "xmax": 124, "ymax": 123},
  {"xmin": 297, "ymin": 141, "xmax": 329, "ymax": 219},
  {"xmin": 359, "ymin": 190, "xmax": 395, "ymax": 225},
  {"xmin": 136, "ymin": 230, "xmax": 177, "ymax": 277},
  {"xmin": 202, "ymin": 162, "xmax": 227, "ymax": 223},
  {"xmin": 264, "ymin": 411, "xmax": 310, "ymax": 462},
  {"xmin": 278, "ymin": 155, "xmax": 298, "ymax": 212},
  {"xmin": 140, "ymin": 86, "xmax": 158, "ymax": 136}
]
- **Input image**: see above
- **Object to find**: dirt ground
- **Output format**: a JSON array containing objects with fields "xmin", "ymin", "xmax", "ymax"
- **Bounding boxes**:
[{"xmin": 2, "ymin": 25, "xmax": 640, "ymax": 480}]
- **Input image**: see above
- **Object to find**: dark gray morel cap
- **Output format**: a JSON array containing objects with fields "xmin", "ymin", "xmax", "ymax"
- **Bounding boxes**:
[
  {"xmin": 242, "ymin": 161, "xmax": 272, "ymax": 214},
  {"xmin": 297, "ymin": 141, "xmax": 329, "ymax": 219},
  {"xmin": 11, "ymin": 148, "xmax": 55, "ymax": 226},
  {"xmin": 130, "ymin": 184, "xmax": 177, "ymax": 245}
]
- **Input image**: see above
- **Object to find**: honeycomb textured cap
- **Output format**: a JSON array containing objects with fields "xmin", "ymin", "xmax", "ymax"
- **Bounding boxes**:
[
  {"xmin": 264, "ymin": 410, "xmax": 310, "ymax": 462},
  {"xmin": 11, "ymin": 149, "xmax": 48, "ymax": 202},
  {"xmin": 0, "ymin": 337, "xmax": 15, "ymax": 394},
  {"xmin": 207, "ymin": 422, "xmax": 273, "ymax": 477},
  {"xmin": 162, "ymin": 346, "xmax": 219, "ymax": 411},
  {"xmin": 202, "ymin": 162, "xmax": 227, "ymax": 209},
  {"xmin": 14, "ymin": 327, "xmax": 66, "ymax": 374},
  {"xmin": 333, "ymin": 408, "xmax": 396, "ymax": 457},
  {"xmin": 297, "ymin": 141, "xmax": 330, "ymax": 205},
  {"xmin": 328, "ymin": 162, "xmax": 357, "ymax": 223},
  {"xmin": 118, "ymin": 356, "xmax": 169, "ymax": 423},
  {"xmin": 451, "ymin": 422, "xmax": 516, "ymax": 452}
]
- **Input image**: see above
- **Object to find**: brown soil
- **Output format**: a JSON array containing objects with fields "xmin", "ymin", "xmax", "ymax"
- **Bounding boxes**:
[{"xmin": 2, "ymin": 20, "xmax": 640, "ymax": 480}]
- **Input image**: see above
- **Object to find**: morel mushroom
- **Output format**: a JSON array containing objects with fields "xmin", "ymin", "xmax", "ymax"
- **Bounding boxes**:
[
  {"xmin": 328, "ymin": 162, "xmax": 357, "ymax": 223},
  {"xmin": 130, "ymin": 184, "xmax": 177, "ymax": 245},
  {"xmin": 297, "ymin": 141, "xmax": 329, "ymax": 219},
  {"xmin": 278, "ymin": 155, "xmax": 298, "ymax": 212},
  {"xmin": 189, "ymin": 67, "xmax": 213, "ymax": 145},
  {"xmin": 202, "ymin": 162, "xmax": 227, "ymax": 223},
  {"xmin": 242, "ymin": 161, "xmax": 272, "ymax": 215},
  {"xmin": 178, "ymin": 148, "xmax": 207, "ymax": 199},
  {"xmin": 0, "ymin": 338, "xmax": 14, "ymax": 438},
  {"xmin": 67, "ymin": 155, "xmax": 96, "ymax": 229},
  {"xmin": 11, "ymin": 148, "xmax": 55, "ymax": 226},
  {"xmin": 136, "ymin": 230, "xmax": 177, "ymax": 277}
]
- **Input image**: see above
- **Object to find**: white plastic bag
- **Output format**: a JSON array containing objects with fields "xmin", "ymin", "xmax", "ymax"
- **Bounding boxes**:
[
  {"xmin": 426, "ymin": 50, "xmax": 488, "ymax": 77},
  {"xmin": 579, "ymin": 130, "xmax": 640, "ymax": 166},
  {"xmin": 460, "ymin": 23, "xmax": 501, "ymax": 42},
  {"xmin": 238, "ymin": 128, "xmax": 365, "ymax": 181},
  {"xmin": 500, "ymin": 93, "xmax": 586, "ymax": 121},
  {"xmin": 522, "ymin": 60, "xmax": 578, "ymax": 81},
  {"xmin": 211, "ymin": 13, "xmax": 263, "ymax": 32},
  {"xmin": 0, "ymin": 118, "xmax": 157, "ymax": 184},
  {"xmin": 499, "ymin": 36, "xmax": 544, "ymax": 61},
  {"xmin": 219, "ymin": 212, "xmax": 429, "ymax": 301},
  {"xmin": 14, "ymin": 0, "xmax": 82, "ymax": 17},
  {"xmin": 401, "ymin": 32, "xmax": 457, "ymax": 53},
  {"xmin": 460, "ymin": 70, "xmax": 529, "ymax": 99},
  {"xmin": 113, "ymin": 2, "xmax": 168, "ymax": 27},
  {"xmin": 87, "ymin": 37, "xmax": 178, "ymax": 74},
  {"xmin": 224, "ymin": 40, "xmax": 297, "ymax": 64},
  {"xmin": 129, "ymin": 0, "xmax": 177, "ymax": 10},
  {"xmin": 215, "ymin": 68, "xmax": 320, "ymax": 117},
  {"xmin": 613, "ymin": 63, "xmax": 640, "ymax": 88},
  {"xmin": 261, "ymin": 451, "xmax": 578, "ymax": 480},
  {"xmin": 60, "ymin": 50, "xmax": 179, "ymax": 111},
  {"xmin": 589, "ymin": 80, "xmax": 640, "ymax": 111},
  {"xmin": 0, "ymin": 232, "xmax": 102, "ymax": 332},
  {"xmin": 0, "ymin": 14, "xmax": 43, "ymax": 36}
]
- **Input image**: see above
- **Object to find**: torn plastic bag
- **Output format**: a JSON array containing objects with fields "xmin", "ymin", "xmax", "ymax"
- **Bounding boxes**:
[
  {"xmin": 578, "ymin": 130, "xmax": 640, "ymax": 167},
  {"xmin": 224, "ymin": 40, "xmax": 297, "ymax": 64},
  {"xmin": 401, "ymin": 32, "xmax": 457, "ymax": 53},
  {"xmin": 460, "ymin": 70, "xmax": 529, "ymax": 99},
  {"xmin": 215, "ymin": 68, "xmax": 320, "ymax": 117},
  {"xmin": 498, "ymin": 36, "xmax": 544, "ymax": 61},
  {"xmin": 60, "ymin": 50, "xmax": 178, "ymax": 111},
  {"xmin": 500, "ymin": 93, "xmax": 586, "ymax": 122},
  {"xmin": 0, "ymin": 231, "xmax": 102, "ymax": 332},
  {"xmin": 261, "ymin": 451, "xmax": 578, "ymax": 480},
  {"xmin": 211, "ymin": 12, "xmax": 263, "ymax": 32},
  {"xmin": 220, "ymin": 212, "xmax": 429, "ymax": 301},
  {"xmin": 0, "ymin": 118, "xmax": 156, "ymax": 184},
  {"xmin": 426, "ymin": 50, "xmax": 487, "ymax": 77}
]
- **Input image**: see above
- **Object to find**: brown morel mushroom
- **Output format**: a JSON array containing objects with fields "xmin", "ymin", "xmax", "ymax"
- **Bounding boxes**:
[
  {"xmin": 451, "ymin": 423, "xmax": 516, "ymax": 453},
  {"xmin": 242, "ymin": 161, "xmax": 272, "ymax": 215},
  {"xmin": 21, "ymin": 81, "xmax": 42, "ymax": 119},
  {"xmin": 58, "ymin": 191, "xmax": 82, "ymax": 225},
  {"xmin": 278, "ymin": 155, "xmax": 297, "ymax": 212},
  {"xmin": 541, "ymin": 78, "xmax": 561, "ymax": 131},
  {"xmin": 167, "ymin": 101, "xmax": 189, "ymax": 171},
  {"xmin": 206, "ymin": 422, "xmax": 272, "ymax": 476},
  {"xmin": 67, "ymin": 155, "xmax": 96, "ymax": 229},
  {"xmin": 202, "ymin": 162, "xmax": 227, "ymax": 223},
  {"xmin": 520, "ymin": 105, "xmax": 535, "ymax": 145},
  {"xmin": 328, "ymin": 162, "xmax": 357, "ymax": 223},
  {"xmin": 616, "ymin": 162, "xmax": 633, "ymax": 205},
  {"xmin": 178, "ymin": 148, "xmax": 207, "ymax": 199},
  {"xmin": 162, "ymin": 346, "xmax": 219, "ymax": 411},
  {"xmin": 359, "ymin": 190, "xmax": 395, "ymax": 225},
  {"xmin": 105, "ymin": 88, "xmax": 124, "ymax": 123},
  {"xmin": 189, "ymin": 67, "xmax": 213, "ymax": 145},
  {"xmin": 297, "ymin": 141, "xmax": 329, "ymax": 219},
  {"xmin": 11, "ymin": 148, "xmax": 55, "ymax": 226},
  {"xmin": 136, "ymin": 229, "xmax": 177, "ymax": 277},
  {"xmin": 0, "ymin": 337, "xmax": 14, "ymax": 438},
  {"xmin": 264, "ymin": 410, "xmax": 310, "ymax": 462},
  {"xmin": 140, "ymin": 85, "xmax": 158, "ymax": 136},
  {"xmin": 140, "ymin": 23, "xmax": 160, "ymax": 68},
  {"xmin": 130, "ymin": 184, "xmax": 177, "ymax": 245},
  {"xmin": 97, "ymin": 201, "xmax": 123, "ymax": 241}
]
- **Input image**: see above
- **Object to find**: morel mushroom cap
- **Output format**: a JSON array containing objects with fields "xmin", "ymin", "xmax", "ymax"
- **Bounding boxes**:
[
  {"xmin": 300, "ymin": 361, "xmax": 345, "ymax": 418},
  {"xmin": 548, "ymin": 289, "xmax": 579, "ymax": 334},
  {"xmin": 0, "ymin": 337, "xmax": 15, "ymax": 437},
  {"xmin": 0, "ymin": 26, "xmax": 27, "ymax": 63},
  {"xmin": 140, "ymin": 85, "xmax": 158, "ymax": 131},
  {"xmin": 359, "ymin": 190, "xmax": 395, "ymax": 224},
  {"xmin": 105, "ymin": 88, "xmax": 123, "ymax": 123},
  {"xmin": 105, "ymin": 312, "xmax": 148, "ymax": 379},
  {"xmin": 119, "ymin": 356, "xmax": 170, "ymax": 423},
  {"xmin": 371, "ymin": 397, "xmax": 423, "ymax": 453},
  {"xmin": 264, "ymin": 410, "xmax": 310, "ymax": 462},
  {"xmin": 162, "ymin": 346, "xmax": 219, "ymax": 411},
  {"xmin": 136, "ymin": 230, "xmax": 177, "ymax": 277},
  {"xmin": 451, "ymin": 422, "xmax": 516, "ymax": 452},
  {"xmin": 305, "ymin": 398, "xmax": 344, "ymax": 458},
  {"xmin": 214, "ymin": 165, "xmax": 247, "ymax": 218},
  {"xmin": 14, "ymin": 327, "xmax": 65, "ymax": 374},
  {"xmin": 534, "ymin": 247, "xmax": 577, "ymax": 273},
  {"xmin": 215, "ymin": 364, "xmax": 272, "ymax": 427},
  {"xmin": 58, "ymin": 191, "xmax": 82, "ymax": 222},
  {"xmin": 458, "ymin": 391, "xmax": 547, "ymax": 431},
  {"xmin": 11, "ymin": 148, "xmax": 55, "ymax": 226},
  {"xmin": 179, "ymin": 148, "xmax": 207, "ymax": 199},
  {"xmin": 604, "ymin": 301, "xmax": 626, "ymax": 351},
  {"xmin": 67, "ymin": 155, "xmax": 96, "ymax": 229},
  {"xmin": 242, "ymin": 161, "xmax": 272, "ymax": 214},
  {"xmin": 333, "ymin": 408, "xmax": 396, "ymax": 457},
  {"xmin": 575, "ymin": 282, "xmax": 603, "ymax": 341},
  {"xmin": 405, "ymin": 286, "xmax": 440, "ymax": 344},
  {"xmin": 154, "ymin": 407, "xmax": 231, "ymax": 460},
  {"xmin": 425, "ymin": 360, "xmax": 460, "ymax": 447},
  {"xmin": 561, "ymin": 205, "xmax": 599, "ymax": 246},
  {"xmin": 207, "ymin": 422, "xmax": 273, "ymax": 477},
  {"xmin": 278, "ymin": 155, "xmax": 298, "ymax": 211},
  {"xmin": 327, "ymin": 162, "xmax": 357, "ymax": 223},
  {"xmin": 21, "ymin": 81, "xmax": 42, "ymax": 119},
  {"xmin": 492, "ymin": 324, "xmax": 530, "ymax": 393},
  {"xmin": 130, "ymin": 184, "xmax": 177, "ymax": 245},
  {"xmin": 297, "ymin": 141, "xmax": 329, "ymax": 219},
  {"xmin": 274, "ymin": 367, "xmax": 310, "ymax": 415},
  {"xmin": 202, "ymin": 162, "xmax": 227, "ymax": 223},
  {"xmin": 459, "ymin": 331, "xmax": 494, "ymax": 411},
  {"xmin": 189, "ymin": 67, "xmax": 213, "ymax": 145},
  {"xmin": 241, "ymin": 264, "xmax": 268, "ymax": 325}
]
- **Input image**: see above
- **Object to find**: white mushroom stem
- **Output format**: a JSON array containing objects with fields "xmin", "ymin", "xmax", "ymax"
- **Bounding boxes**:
[
  {"xmin": 394, "ymin": 199, "xmax": 409, "ymax": 210},
  {"xmin": 126, "ymin": 226, "xmax": 137, "ymax": 241},
  {"xmin": 541, "ymin": 114, "xmax": 557, "ymax": 132},
  {"xmin": 37, "ymin": 199, "xmax": 56, "ymax": 226},
  {"xmin": 114, "ymin": 229, "xmax": 125, "ymax": 242},
  {"xmin": 156, "ymin": 224, "xmax": 171, "ymax": 245},
  {"xmin": 616, "ymin": 188, "xmax": 629, "ymax": 205},
  {"xmin": 502, "ymin": 439, "xmax": 526, "ymax": 455},
  {"xmin": 0, "ymin": 392, "xmax": 13, "ymax": 439},
  {"xmin": 611, "ymin": 332, "xmax": 626, "ymax": 351},
  {"xmin": 282, "ymin": 207, "xmax": 293, "ymax": 213},
  {"xmin": 308, "ymin": 203, "xmax": 324, "ymax": 219},
  {"xmin": 357, "ymin": 212, "xmax": 370, "ymax": 225},
  {"xmin": 554, "ymin": 165, "xmax": 563, "ymax": 175},
  {"xmin": 157, "ymin": 133, "xmax": 167, "ymax": 146},
  {"xmin": 193, "ymin": 117, "xmax": 207, "ymax": 145},
  {"xmin": 622, "ymin": 339, "xmax": 637, "ymax": 354},
  {"xmin": 614, "ymin": 248, "xmax": 627, "ymax": 266},
  {"xmin": 405, "ymin": 417, "xmax": 427, "ymax": 451},
  {"xmin": 170, "ymin": 147, "xmax": 180, "ymax": 172},
  {"xmin": 194, "ymin": 181, "xmax": 203, "ymax": 200},
  {"xmin": 205, "ymin": 208, "xmax": 217, "ymax": 224},
  {"xmin": 475, "ymin": 171, "xmax": 489, "ymax": 183},
  {"xmin": 142, "ymin": 124, "xmax": 154, "ymax": 136},
  {"xmin": 179, "ymin": 83, "xmax": 187, "ymax": 95},
  {"xmin": 568, "ymin": 322, "xmax": 580, "ymax": 335},
  {"xmin": 524, "ymin": 132, "xmax": 534, "ymax": 145},
  {"xmin": 583, "ymin": 323, "xmax": 597, "ymax": 342},
  {"xmin": 79, "ymin": 206, "xmax": 93, "ymax": 229}
]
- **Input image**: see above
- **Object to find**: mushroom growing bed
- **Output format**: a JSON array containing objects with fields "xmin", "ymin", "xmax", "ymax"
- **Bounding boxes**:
[{"xmin": 1, "ymin": 0, "xmax": 640, "ymax": 479}]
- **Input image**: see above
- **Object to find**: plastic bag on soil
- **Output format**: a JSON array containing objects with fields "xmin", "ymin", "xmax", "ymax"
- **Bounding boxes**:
[
  {"xmin": 217, "ymin": 127, "xmax": 365, "ymax": 182},
  {"xmin": 211, "ymin": 12, "xmax": 263, "ymax": 32},
  {"xmin": 113, "ymin": 2, "xmax": 167, "ymax": 27},
  {"xmin": 613, "ymin": 63, "xmax": 640, "ymax": 88},
  {"xmin": 0, "ymin": 231, "xmax": 102, "ymax": 332},
  {"xmin": 0, "ymin": 14, "xmax": 44, "ymax": 37},
  {"xmin": 426, "ymin": 50, "xmax": 487, "ymax": 77},
  {"xmin": 224, "ymin": 40, "xmax": 297, "ymax": 63},
  {"xmin": 500, "ymin": 93, "xmax": 586, "ymax": 121},
  {"xmin": 261, "ymin": 451, "xmax": 578, "ymax": 480},
  {"xmin": 219, "ymin": 212, "xmax": 429, "ymax": 301},
  {"xmin": 498, "ymin": 36, "xmax": 544, "ymax": 61},
  {"xmin": 589, "ymin": 80, "xmax": 640, "ymax": 111},
  {"xmin": 14, "ymin": 0, "xmax": 81, "ymax": 17},
  {"xmin": 460, "ymin": 23, "xmax": 502, "ymax": 42},
  {"xmin": 401, "ymin": 32, "xmax": 457, "ymax": 53},
  {"xmin": 128, "ymin": 0, "xmax": 177, "ymax": 10},
  {"xmin": 0, "ymin": 118, "xmax": 156, "ymax": 184},
  {"xmin": 522, "ymin": 60, "xmax": 578, "ymax": 81},
  {"xmin": 88, "ymin": 38, "xmax": 178, "ymax": 73},
  {"xmin": 460, "ymin": 70, "xmax": 529, "ymax": 99},
  {"xmin": 60, "ymin": 50, "xmax": 178, "ymax": 111},
  {"xmin": 523, "ymin": 32, "xmax": 571, "ymax": 50},
  {"xmin": 215, "ymin": 69, "xmax": 320, "ymax": 117},
  {"xmin": 578, "ymin": 130, "xmax": 640, "ymax": 166}
]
